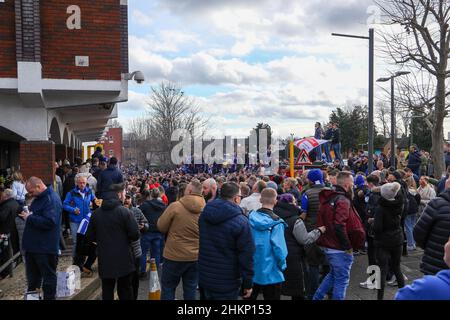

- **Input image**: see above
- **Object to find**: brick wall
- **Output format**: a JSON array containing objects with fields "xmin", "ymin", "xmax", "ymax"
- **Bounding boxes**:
[
  {"xmin": 120, "ymin": 4, "xmax": 128, "ymax": 74},
  {"xmin": 40, "ymin": 0, "xmax": 122, "ymax": 80},
  {"xmin": 0, "ymin": 0, "xmax": 18, "ymax": 77},
  {"xmin": 100, "ymin": 127, "xmax": 123, "ymax": 163},
  {"xmin": 19, "ymin": 141, "xmax": 55, "ymax": 185},
  {"xmin": 55, "ymin": 144, "xmax": 67, "ymax": 162}
]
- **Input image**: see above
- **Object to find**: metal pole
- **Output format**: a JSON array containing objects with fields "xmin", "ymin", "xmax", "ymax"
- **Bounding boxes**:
[
  {"xmin": 368, "ymin": 28, "xmax": 374, "ymax": 174},
  {"xmin": 391, "ymin": 77, "xmax": 396, "ymax": 169},
  {"xmin": 289, "ymin": 136, "xmax": 295, "ymax": 178}
]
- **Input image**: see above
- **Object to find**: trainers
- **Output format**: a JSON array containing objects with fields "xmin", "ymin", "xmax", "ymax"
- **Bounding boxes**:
[
  {"xmin": 359, "ymin": 279, "xmax": 376, "ymax": 290},
  {"xmin": 387, "ymin": 274, "xmax": 408, "ymax": 287},
  {"xmin": 407, "ymin": 245, "xmax": 417, "ymax": 251}
]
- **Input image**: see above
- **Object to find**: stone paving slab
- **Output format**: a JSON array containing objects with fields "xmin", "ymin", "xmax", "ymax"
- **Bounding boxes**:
[{"xmin": 137, "ymin": 249, "xmax": 425, "ymax": 301}]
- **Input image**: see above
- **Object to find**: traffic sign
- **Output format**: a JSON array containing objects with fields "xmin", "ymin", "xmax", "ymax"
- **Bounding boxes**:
[{"xmin": 296, "ymin": 149, "xmax": 312, "ymax": 165}]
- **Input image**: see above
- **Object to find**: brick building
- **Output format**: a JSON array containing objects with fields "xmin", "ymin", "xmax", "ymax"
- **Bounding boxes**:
[
  {"xmin": 0, "ymin": 0, "xmax": 130, "ymax": 184},
  {"xmin": 99, "ymin": 128, "xmax": 123, "ymax": 164}
]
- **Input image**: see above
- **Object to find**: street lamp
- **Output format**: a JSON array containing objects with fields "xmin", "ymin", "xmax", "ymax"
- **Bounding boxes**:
[
  {"xmin": 332, "ymin": 28, "xmax": 374, "ymax": 173},
  {"xmin": 377, "ymin": 71, "xmax": 411, "ymax": 169}
]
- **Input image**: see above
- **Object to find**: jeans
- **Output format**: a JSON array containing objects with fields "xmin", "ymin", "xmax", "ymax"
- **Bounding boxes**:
[
  {"xmin": 70, "ymin": 222, "xmax": 80, "ymax": 257},
  {"xmin": 101, "ymin": 272, "xmax": 134, "ymax": 300},
  {"xmin": 376, "ymin": 246, "xmax": 405, "ymax": 300},
  {"xmin": 323, "ymin": 142, "xmax": 332, "ymax": 163},
  {"xmin": 25, "ymin": 252, "xmax": 58, "ymax": 300},
  {"xmin": 331, "ymin": 143, "xmax": 342, "ymax": 163},
  {"xmin": 404, "ymin": 214, "xmax": 417, "ymax": 248},
  {"xmin": 161, "ymin": 259, "xmax": 198, "ymax": 300},
  {"xmin": 313, "ymin": 251, "xmax": 354, "ymax": 300},
  {"xmin": 314, "ymin": 146, "xmax": 322, "ymax": 162},
  {"xmin": 200, "ymin": 288, "xmax": 240, "ymax": 300},
  {"xmin": 140, "ymin": 232, "xmax": 163, "ymax": 273}
]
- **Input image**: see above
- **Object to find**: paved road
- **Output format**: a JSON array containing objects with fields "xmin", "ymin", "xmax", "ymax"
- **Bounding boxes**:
[{"xmin": 137, "ymin": 249, "xmax": 424, "ymax": 301}]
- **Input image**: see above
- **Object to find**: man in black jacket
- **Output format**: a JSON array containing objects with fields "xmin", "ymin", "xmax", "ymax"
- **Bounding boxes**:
[
  {"xmin": 331, "ymin": 123, "xmax": 342, "ymax": 164},
  {"xmin": 0, "ymin": 189, "xmax": 19, "ymax": 279},
  {"xmin": 86, "ymin": 183, "xmax": 140, "ymax": 300},
  {"xmin": 97, "ymin": 157, "xmax": 124, "ymax": 199},
  {"xmin": 414, "ymin": 186, "xmax": 450, "ymax": 275}
]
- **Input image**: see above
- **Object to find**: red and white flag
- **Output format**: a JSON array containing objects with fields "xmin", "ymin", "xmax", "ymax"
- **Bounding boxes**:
[{"xmin": 294, "ymin": 138, "xmax": 329, "ymax": 153}]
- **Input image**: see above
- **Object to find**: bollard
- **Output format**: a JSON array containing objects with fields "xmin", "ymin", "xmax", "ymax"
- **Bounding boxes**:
[{"xmin": 148, "ymin": 258, "xmax": 161, "ymax": 300}]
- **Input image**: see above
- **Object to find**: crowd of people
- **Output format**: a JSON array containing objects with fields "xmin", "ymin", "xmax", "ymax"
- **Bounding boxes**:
[{"xmin": 1, "ymin": 144, "xmax": 450, "ymax": 301}]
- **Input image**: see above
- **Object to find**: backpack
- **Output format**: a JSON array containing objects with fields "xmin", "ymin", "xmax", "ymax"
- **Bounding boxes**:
[{"xmin": 327, "ymin": 195, "xmax": 366, "ymax": 250}]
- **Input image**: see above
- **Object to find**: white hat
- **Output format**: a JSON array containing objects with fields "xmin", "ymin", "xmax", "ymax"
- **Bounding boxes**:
[{"xmin": 381, "ymin": 182, "xmax": 401, "ymax": 201}]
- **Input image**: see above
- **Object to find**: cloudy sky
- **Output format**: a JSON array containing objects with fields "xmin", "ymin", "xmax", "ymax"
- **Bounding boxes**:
[{"xmin": 120, "ymin": 0, "xmax": 398, "ymax": 139}]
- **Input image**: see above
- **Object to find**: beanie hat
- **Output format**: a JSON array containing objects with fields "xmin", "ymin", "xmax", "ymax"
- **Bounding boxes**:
[
  {"xmin": 354, "ymin": 175, "xmax": 366, "ymax": 188},
  {"xmin": 307, "ymin": 169, "xmax": 324, "ymax": 185},
  {"xmin": 266, "ymin": 181, "xmax": 278, "ymax": 190},
  {"xmin": 278, "ymin": 193, "xmax": 294, "ymax": 204},
  {"xmin": 380, "ymin": 182, "xmax": 401, "ymax": 201}
]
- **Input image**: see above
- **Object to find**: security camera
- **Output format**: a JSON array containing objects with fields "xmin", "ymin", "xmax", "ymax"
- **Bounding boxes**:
[
  {"xmin": 133, "ymin": 71, "xmax": 145, "ymax": 84},
  {"xmin": 124, "ymin": 71, "xmax": 145, "ymax": 84}
]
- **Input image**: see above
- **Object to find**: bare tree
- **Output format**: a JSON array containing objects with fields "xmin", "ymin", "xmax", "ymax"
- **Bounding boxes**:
[
  {"xmin": 147, "ymin": 82, "xmax": 210, "ymax": 165},
  {"xmin": 125, "ymin": 82, "xmax": 210, "ymax": 168},
  {"xmin": 376, "ymin": 0, "xmax": 450, "ymax": 176},
  {"xmin": 376, "ymin": 102, "xmax": 391, "ymax": 137},
  {"xmin": 110, "ymin": 120, "xmax": 122, "ymax": 128}
]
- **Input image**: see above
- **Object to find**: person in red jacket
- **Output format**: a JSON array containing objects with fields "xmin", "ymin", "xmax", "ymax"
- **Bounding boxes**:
[{"xmin": 313, "ymin": 171, "xmax": 357, "ymax": 300}]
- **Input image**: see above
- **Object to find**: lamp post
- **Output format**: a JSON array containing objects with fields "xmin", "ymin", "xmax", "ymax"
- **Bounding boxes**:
[
  {"xmin": 377, "ymin": 71, "xmax": 411, "ymax": 169},
  {"xmin": 332, "ymin": 28, "xmax": 374, "ymax": 173}
]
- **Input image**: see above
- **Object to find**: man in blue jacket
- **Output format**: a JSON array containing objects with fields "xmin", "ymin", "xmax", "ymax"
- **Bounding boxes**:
[
  {"xmin": 395, "ymin": 236, "xmax": 450, "ymax": 300},
  {"xmin": 63, "ymin": 175, "xmax": 96, "ymax": 269},
  {"xmin": 19, "ymin": 177, "xmax": 62, "ymax": 300},
  {"xmin": 248, "ymin": 188, "xmax": 288, "ymax": 300},
  {"xmin": 97, "ymin": 157, "xmax": 123, "ymax": 198},
  {"xmin": 199, "ymin": 182, "xmax": 255, "ymax": 300}
]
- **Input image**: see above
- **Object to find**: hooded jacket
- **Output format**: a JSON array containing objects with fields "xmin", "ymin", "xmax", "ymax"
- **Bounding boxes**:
[
  {"xmin": 316, "ymin": 186, "xmax": 355, "ymax": 251},
  {"xmin": 63, "ymin": 186, "xmax": 95, "ymax": 224},
  {"xmin": 414, "ymin": 189, "xmax": 450, "ymax": 275},
  {"xmin": 373, "ymin": 194, "xmax": 404, "ymax": 248},
  {"xmin": 395, "ymin": 270, "xmax": 450, "ymax": 300},
  {"xmin": 86, "ymin": 197, "xmax": 139, "ymax": 279},
  {"xmin": 157, "ymin": 194, "xmax": 205, "ymax": 262},
  {"xmin": 140, "ymin": 199, "xmax": 167, "ymax": 233},
  {"xmin": 249, "ymin": 208, "xmax": 288, "ymax": 285},
  {"xmin": 274, "ymin": 201, "xmax": 308, "ymax": 297},
  {"xmin": 199, "ymin": 199, "xmax": 255, "ymax": 293}
]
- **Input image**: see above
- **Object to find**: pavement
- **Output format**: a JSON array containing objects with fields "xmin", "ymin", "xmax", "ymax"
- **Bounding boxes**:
[{"xmin": 137, "ymin": 248, "xmax": 424, "ymax": 301}]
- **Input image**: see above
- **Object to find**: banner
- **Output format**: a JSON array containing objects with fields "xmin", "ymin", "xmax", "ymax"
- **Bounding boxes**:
[{"xmin": 294, "ymin": 138, "xmax": 329, "ymax": 153}]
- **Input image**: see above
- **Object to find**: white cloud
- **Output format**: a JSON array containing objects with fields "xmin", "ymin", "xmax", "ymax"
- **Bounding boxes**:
[
  {"xmin": 122, "ymin": 0, "xmax": 382, "ymax": 137},
  {"xmin": 132, "ymin": 10, "xmax": 153, "ymax": 26}
]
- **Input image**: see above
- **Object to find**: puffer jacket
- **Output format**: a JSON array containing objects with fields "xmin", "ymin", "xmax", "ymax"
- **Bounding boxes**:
[
  {"xmin": 199, "ymin": 199, "xmax": 255, "ymax": 293},
  {"xmin": 249, "ymin": 208, "xmax": 288, "ymax": 285},
  {"xmin": 274, "ymin": 201, "xmax": 308, "ymax": 297},
  {"xmin": 63, "ymin": 186, "xmax": 96, "ymax": 224},
  {"xmin": 157, "ymin": 194, "xmax": 205, "ymax": 261},
  {"xmin": 414, "ymin": 189, "xmax": 450, "ymax": 275},
  {"xmin": 373, "ymin": 195, "xmax": 404, "ymax": 248}
]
